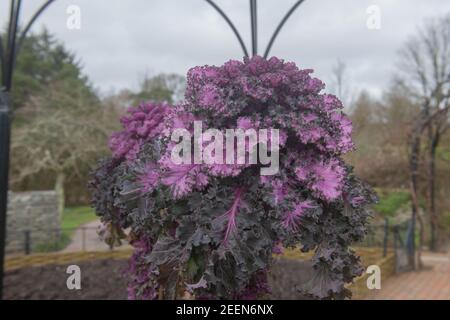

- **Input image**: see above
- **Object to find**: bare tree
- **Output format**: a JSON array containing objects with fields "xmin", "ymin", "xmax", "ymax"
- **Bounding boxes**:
[
  {"xmin": 408, "ymin": 104, "xmax": 449, "ymax": 267},
  {"xmin": 331, "ymin": 59, "xmax": 353, "ymax": 108},
  {"xmin": 10, "ymin": 82, "xmax": 119, "ymax": 217},
  {"xmin": 399, "ymin": 14, "xmax": 450, "ymax": 251}
]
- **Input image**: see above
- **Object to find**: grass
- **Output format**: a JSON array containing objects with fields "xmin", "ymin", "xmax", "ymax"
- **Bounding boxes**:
[
  {"xmin": 61, "ymin": 206, "xmax": 98, "ymax": 232},
  {"xmin": 373, "ymin": 189, "xmax": 410, "ymax": 217},
  {"xmin": 437, "ymin": 146, "xmax": 450, "ymax": 162},
  {"xmin": 444, "ymin": 212, "xmax": 450, "ymax": 231},
  {"xmin": 34, "ymin": 206, "xmax": 98, "ymax": 253},
  {"xmin": 61, "ymin": 206, "xmax": 98, "ymax": 245}
]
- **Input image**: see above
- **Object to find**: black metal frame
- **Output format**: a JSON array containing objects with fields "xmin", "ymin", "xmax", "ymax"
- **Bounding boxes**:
[
  {"xmin": 0, "ymin": 0, "xmax": 306, "ymax": 300},
  {"xmin": 206, "ymin": 0, "xmax": 305, "ymax": 58},
  {"xmin": 0, "ymin": 0, "xmax": 55, "ymax": 300}
]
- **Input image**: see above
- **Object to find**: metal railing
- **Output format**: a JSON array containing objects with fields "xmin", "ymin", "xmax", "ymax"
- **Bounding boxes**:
[
  {"xmin": 5, "ymin": 225, "xmax": 129, "ymax": 255},
  {"xmin": 358, "ymin": 217, "xmax": 415, "ymax": 272},
  {"xmin": 358, "ymin": 218, "xmax": 390, "ymax": 256}
]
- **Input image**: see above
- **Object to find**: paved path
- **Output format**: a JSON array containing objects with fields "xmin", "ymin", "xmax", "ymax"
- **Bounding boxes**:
[
  {"xmin": 368, "ymin": 250, "xmax": 450, "ymax": 300},
  {"xmin": 63, "ymin": 220, "xmax": 131, "ymax": 252}
]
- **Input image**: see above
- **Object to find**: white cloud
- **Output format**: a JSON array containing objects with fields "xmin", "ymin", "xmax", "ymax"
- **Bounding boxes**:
[{"xmin": 1, "ymin": 0, "xmax": 449, "ymax": 99}]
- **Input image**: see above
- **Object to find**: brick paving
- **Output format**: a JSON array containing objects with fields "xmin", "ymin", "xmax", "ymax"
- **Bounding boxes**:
[{"xmin": 368, "ymin": 250, "xmax": 450, "ymax": 300}]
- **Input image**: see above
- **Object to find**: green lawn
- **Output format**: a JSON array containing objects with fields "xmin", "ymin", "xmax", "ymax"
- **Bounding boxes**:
[
  {"xmin": 373, "ymin": 189, "xmax": 410, "ymax": 217},
  {"xmin": 444, "ymin": 212, "xmax": 450, "ymax": 231},
  {"xmin": 61, "ymin": 206, "xmax": 98, "ymax": 242},
  {"xmin": 34, "ymin": 206, "xmax": 98, "ymax": 252},
  {"xmin": 62, "ymin": 206, "xmax": 98, "ymax": 231}
]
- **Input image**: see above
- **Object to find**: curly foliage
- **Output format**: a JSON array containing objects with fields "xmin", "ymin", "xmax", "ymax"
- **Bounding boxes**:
[{"xmin": 89, "ymin": 56, "xmax": 376, "ymax": 300}]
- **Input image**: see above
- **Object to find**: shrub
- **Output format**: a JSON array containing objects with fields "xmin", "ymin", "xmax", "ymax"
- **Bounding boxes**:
[
  {"xmin": 373, "ymin": 189, "xmax": 410, "ymax": 217},
  {"xmin": 89, "ymin": 56, "xmax": 376, "ymax": 300}
]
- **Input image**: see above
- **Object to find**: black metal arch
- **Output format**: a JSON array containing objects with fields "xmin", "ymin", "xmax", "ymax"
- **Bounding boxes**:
[
  {"xmin": 16, "ymin": 0, "xmax": 56, "ymax": 59},
  {"xmin": 0, "ymin": 0, "xmax": 56, "ymax": 300},
  {"xmin": 0, "ymin": 0, "xmax": 307, "ymax": 300},
  {"xmin": 1, "ymin": 0, "xmax": 307, "ymax": 93},
  {"xmin": 0, "ymin": 0, "xmax": 55, "ymax": 91},
  {"xmin": 206, "ymin": 0, "xmax": 305, "ymax": 58},
  {"xmin": 264, "ymin": 0, "xmax": 305, "ymax": 58},
  {"xmin": 205, "ymin": 0, "xmax": 250, "ymax": 57}
]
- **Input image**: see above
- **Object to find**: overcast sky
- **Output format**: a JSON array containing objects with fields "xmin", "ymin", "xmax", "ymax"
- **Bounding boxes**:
[{"xmin": 2, "ymin": 0, "xmax": 450, "ymax": 99}]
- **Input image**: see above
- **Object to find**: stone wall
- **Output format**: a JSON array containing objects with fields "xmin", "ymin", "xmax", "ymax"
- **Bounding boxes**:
[{"xmin": 6, "ymin": 191, "xmax": 60, "ymax": 254}]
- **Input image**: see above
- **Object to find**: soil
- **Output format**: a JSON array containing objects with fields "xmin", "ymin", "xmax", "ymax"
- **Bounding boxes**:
[
  {"xmin": 4, "ymin": 257, "xmax": 312, "ymax": 300},
  {"xmin": 268, "ymin": 258, "xmax": 314, "ymax": 300},
  {"xmin": 4, "ymin": 259, "xmax": 129, "ymax": 300}
]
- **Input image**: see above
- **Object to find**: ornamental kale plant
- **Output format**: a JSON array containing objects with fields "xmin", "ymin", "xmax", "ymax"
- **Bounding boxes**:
[{"xmin": 89, "ymin": 56, "xmax": 376, "ymax": 300}]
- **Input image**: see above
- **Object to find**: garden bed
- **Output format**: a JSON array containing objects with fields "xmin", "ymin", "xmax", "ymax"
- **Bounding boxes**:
[
  {"xmin": 4, "ymin": 247, "xmax": 393, "ymax": 300},
  {"xmin": 4, "ymin": 259, "xmax": 129, "ymax": 300}
]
